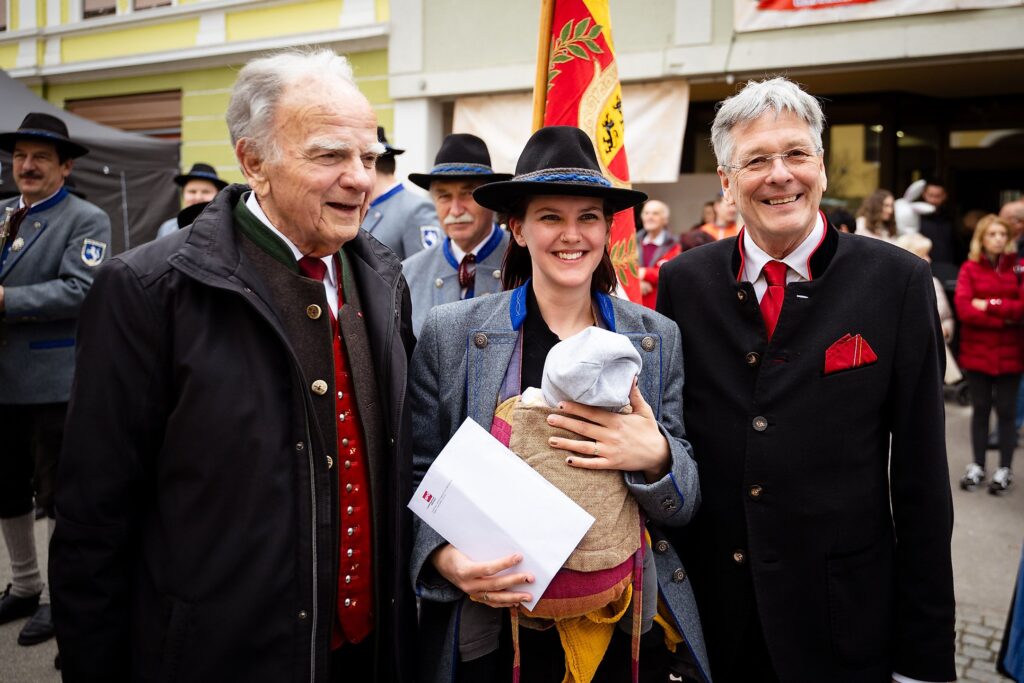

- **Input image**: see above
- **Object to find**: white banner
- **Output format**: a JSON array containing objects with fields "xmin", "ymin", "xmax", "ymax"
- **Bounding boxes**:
[
  {"xmin": 452, "ymin": 80, "xmax": 690, "ymax": 185},
  {"xmin": 734, "ymin": 0, "xmax": 1022, "ymax": 33}
]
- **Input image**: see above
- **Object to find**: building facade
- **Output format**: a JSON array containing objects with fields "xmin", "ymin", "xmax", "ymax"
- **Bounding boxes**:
[{"xmin": 0, "ymin": 0, "xmax": 392, "ymax": 185}]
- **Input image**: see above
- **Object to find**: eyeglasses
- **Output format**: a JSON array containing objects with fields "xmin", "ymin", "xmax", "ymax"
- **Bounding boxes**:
[{"xmin": 721, "ymin": 147, "xmax": 823, "ymax": 175}]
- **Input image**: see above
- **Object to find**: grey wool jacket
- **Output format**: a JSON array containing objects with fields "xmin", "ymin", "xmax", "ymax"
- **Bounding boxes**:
[
  {"xmin": 361, "ymin": 183, "xmax": 439, "ymax": 260},
  {"xmin": 407, "ymin": 285, "xmax": 712, "ymax": 682},
  {"xmin": 0, "ymin": 188, "xmax": 111, "ymax": 404}
]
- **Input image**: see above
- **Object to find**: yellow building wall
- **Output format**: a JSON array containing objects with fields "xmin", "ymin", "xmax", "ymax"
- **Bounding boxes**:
[
  {"xmin": 226, "ymin": 0, "xmax": 340, "ymax": 42},
  {"xmin": 0, "ymin": 43, "xmax": 19, "ymax": 70},
  {"xmin": 375, "ymin": 0, "xmax": 389, "ymax": 22},
  {"xmin": 61, "ymin": 18, "xmax": 199, "ymax": 63}
]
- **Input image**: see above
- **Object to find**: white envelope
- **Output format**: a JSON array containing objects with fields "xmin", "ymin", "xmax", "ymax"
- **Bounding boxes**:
[{"xmin": 409, "ymin": 417, "xmax": 595, "ymax": 612}]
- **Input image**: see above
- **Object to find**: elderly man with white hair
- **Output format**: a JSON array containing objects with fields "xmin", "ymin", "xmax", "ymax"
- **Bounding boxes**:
[
  {"xmin": 658, "ymin": 77, "xmax": 955, "ymax": 682},
  {"xmin": 50, "ymin": 49, "xmax": 416, "ymax": 682}
]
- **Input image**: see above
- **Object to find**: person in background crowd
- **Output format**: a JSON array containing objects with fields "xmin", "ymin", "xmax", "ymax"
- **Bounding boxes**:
[
  {"xmin": 155, "ymin": 162, "xmax": 227, "ymax": 238},
  {"xmin": 699, "ymin": 196, "xmax": 739, "ymax": 241},
  {"xmin": 826, "ymin": 207, "xmax": 855, "ymax": 234},
  {"xmin": 409, "ymin": 126, "xmax": 709, "ymax": 683},
  {"xmin": 855, "ymin": 189, "xmax": 897, "ymax": 240},
  {"xmin": 678, "ymin": 229, "xmax": 714, "ymax": 252},
  {"xmin": 0, "ymin": 112, "xmax": 111, "ymax": 649},
  {"xmin": 691, "ymin": 200, "xmax": 716, "ymax": 231},
  {"xmin": 402, "ymin": 133, "xmax": 512, "ymax": 337},
  {"xmin": 658, "ymin": 76, "xmax": 955, "ymax": 683},
  {"xmin": 1001, "ymin": 200, "xmax": 1024, "ymax": 252},
  {"xmin": 955, "ymin": 214, "xmax": 1022, "ymax": 496},
  {"xmin": 361, "ymin": 126, "xmax": 440, "ymax": 260},
  {"xmin": 895, "ymin": 232, "xmax": 954, "ymax": 342},
  {"xmin": 919, "ymin": 179, "xmax": 958, "ymax": 265},
  {"xmin": 50, "ymin": 49, "xmax": 416, "ymax": 682},
  {"xmin": 636, "ymin": 199, "xmax": 678, "ymax": 309}
]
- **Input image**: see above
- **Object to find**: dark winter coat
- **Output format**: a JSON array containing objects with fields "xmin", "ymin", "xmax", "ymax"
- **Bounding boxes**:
[
  {"xmin": 954, "ymin": 254, "xmax": 1024, "ymax": 376},
  {"xmin": 50, "ymin": 185, "xmax": 416, "ymax": 682},
  {"xmin": 657, "ymin": 227, "xmax": 955, "ymax": 683}
]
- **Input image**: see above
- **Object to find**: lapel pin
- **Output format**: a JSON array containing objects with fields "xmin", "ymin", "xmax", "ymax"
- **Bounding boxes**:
[{"xmin": 11, "ymin": 236, "xmax": 25, "ymax": 251}]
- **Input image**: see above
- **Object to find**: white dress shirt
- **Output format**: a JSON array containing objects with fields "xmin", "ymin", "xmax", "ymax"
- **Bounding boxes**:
[
  {"xmin": 741, "ymin": 212, "xmax": 824, "ymax": 302},
  {"xmin": 245, "ymin": 192, "xmax": 339, "ymax": 316}
]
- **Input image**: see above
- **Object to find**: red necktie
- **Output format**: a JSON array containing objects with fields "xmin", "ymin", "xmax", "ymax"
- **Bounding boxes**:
[
  {"xmin": 458, "ymin": 253, "xmax": 476, "ymax": 290},
  {"xmin": 298, "ymin": 255, "xmax": 327, "ymax": 282},
  {"xmin": 760, "ymin": 260, "xmax": 788, "ymax": 340}
]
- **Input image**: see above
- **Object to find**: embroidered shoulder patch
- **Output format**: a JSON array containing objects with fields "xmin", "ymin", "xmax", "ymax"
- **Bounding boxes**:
[
  {"xmin": 81, "ymin": 238, "xmax": 107, "ymax": 267},
  {"xmin": 420, "ymin": 225, "xmax": 440, "ymax": 248}
]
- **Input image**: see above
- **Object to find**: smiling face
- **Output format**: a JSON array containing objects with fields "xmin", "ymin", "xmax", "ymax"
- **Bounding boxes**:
[
  {"xmin": 430, "ymin": 179, "xmax": 494, "ymax": 252},
  {"xmin": 13, "ymin": 140, "xmax": 72, "ymax": 206},
  {"xmin": 237, "ymin": 78, "xmax": 379, "ymax": 257},
  {"xmin": 718, "ymin": 110, "xmax": 826, "ymax": 258},
  {"xmin": 509, "ymin": 195, "xmax": 610, "ymax": 297}
]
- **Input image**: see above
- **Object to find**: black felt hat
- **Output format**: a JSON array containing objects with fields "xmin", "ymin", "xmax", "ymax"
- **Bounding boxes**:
[
  {"xmin": 472, "ymin": 126, "xmax": 646, "ymax": 214},
  {"xmin": 174, "ymin": 163, "xmax": 228, "ymax": 190},
  {"xmin": 407, "ymin": 133, "xmax": 513, "ymax": 190},
  {"xmin": 378, "ymin": 126, "xmax": 404, "ymax": 157},
  {"xmin": 0, "ymin": 112, "xmax": 89, "ymax": 158}
]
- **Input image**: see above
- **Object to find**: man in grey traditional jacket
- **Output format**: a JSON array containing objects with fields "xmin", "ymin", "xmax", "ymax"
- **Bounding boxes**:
[
  {"xmin": 361, "ymin": 126, "xmax": 440, "ymax": 260},
  {"xmin": 402, "ymin": 133, "xmax": 511, "ymax": 336},
  {"xmin": 0, "ymin": 112, "xmax": 111, "ymax": 647}
]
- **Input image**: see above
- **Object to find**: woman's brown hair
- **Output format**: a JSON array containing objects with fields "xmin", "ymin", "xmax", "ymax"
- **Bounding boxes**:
[{"xmin": 500, "ymin": 196, "xmax": 618, "ymax": 294}]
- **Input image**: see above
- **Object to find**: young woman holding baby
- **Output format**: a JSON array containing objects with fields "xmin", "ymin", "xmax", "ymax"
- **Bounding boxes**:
[{"xmin": 407, "ymin": 126, "xmax": 709, "ymax": 683}]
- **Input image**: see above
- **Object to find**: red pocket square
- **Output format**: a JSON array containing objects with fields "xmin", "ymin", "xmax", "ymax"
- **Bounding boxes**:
[{"xmin": 824, "ymin": 334, "xmax": 878, "ymax": 375}]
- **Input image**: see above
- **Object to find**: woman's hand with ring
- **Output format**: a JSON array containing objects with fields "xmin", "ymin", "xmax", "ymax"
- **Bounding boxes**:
[
  {"xmin": 546, "ymin": 378, "xmax": 671, "ymax": 482},
  {"xmin": 430, "ymin": 544, "xmax": 534, "ymax": 608}
]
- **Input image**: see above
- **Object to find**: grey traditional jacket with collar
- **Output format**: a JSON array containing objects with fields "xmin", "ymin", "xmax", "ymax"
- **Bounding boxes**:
[
  {"xmin": 0, "ymin": 189, "xmax": 111, "ymax": 404},
  {"xmin": 361, "ymin": 183, "xmax": 439, "ymax": 260},
  {"xmin": 407, "ymin": 285, "xmax": 711, "ymax": 682},
  {"xmin": 401, "ymin": 228, "xmax": 509, "ymax": 337}
]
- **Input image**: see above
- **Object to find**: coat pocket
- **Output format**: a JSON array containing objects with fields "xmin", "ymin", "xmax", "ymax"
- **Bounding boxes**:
[
  {"xmin": 826, "ymin": 540, "xmax": 894, "ymax": 666},
  {"xmin": 160, "ymin": 597, "xmax": 195, "ymax": 683}
]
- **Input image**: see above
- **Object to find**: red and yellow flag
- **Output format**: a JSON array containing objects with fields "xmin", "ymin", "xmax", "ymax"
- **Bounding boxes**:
[{"xmin": 532, "ymin": 0, "xmax": 640, "ymax": 302}]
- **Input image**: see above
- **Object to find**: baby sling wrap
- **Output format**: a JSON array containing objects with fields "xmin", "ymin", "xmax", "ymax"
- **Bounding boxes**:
[{"xmin": 489, "ymin": 329, "xmax": 644, "ymax": 683}]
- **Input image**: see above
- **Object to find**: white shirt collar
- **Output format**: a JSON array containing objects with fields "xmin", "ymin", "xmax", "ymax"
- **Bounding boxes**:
[
  {"xmin": 448, "ymin": 225, "xmax": 498, "ymax": 263},
  {"xmin": 18, "ymin": 187, "xmax": 63, "ymax": 210},
  {"xmin": 742, "ymin": 212, "xmax": 825, "ymax": 300},
  {"xmin": 245, "ymin": 192, "xmax": 339, "ymax": 314},
  {"xmin": 641, "ymin": 230, "xmax": 667, "ymax": 246}
]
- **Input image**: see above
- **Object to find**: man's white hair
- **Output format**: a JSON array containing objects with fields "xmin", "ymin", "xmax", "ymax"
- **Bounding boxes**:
[
  {"xmin": 227, "ymin": 48, "xmax": 358, "ymax": 162},
  {"xmin": 710, "ymin": 77, "xmax": 825, "ymax": 169}
]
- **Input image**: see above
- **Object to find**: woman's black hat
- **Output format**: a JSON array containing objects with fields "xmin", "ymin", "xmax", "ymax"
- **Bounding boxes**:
[
  {"xmin": 174, "ymin": 163, "xmax": 228, "ymax": 190},
  {"xmin": 378, "ymin": 127, "xmax": 404, "ymax": 157},
  {"xmin": 472, "ymin": 126, "xmax": 646, "ymax": 214},
  {"xmin": 0, "ymin": 112, "xmax": 89, "ymax": 159},
  {"xmin": 407, "ymin": 133, "xmax": 513, "ymax": 190}
]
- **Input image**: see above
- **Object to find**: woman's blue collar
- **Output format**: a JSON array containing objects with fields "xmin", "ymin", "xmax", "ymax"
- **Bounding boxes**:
[{"xmin": 508, "ymin": 280, "xmax": 616, "ymax": 332}]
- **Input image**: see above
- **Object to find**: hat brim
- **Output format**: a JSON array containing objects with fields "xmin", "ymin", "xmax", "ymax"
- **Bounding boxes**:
[
  {"xmin": 472, "ymin": 180, "xmax": 647, "ymax": 215},
  {"xmin": 0, "ymin": 131, "xmax": 89, "ymax": 159},
  {"xmin": 174, "ymin": 173, "xmax": 229, "ymax": 190},
  {"xmin": 407, "ymin": 172, "xmax": 514, "ymax": 191}
]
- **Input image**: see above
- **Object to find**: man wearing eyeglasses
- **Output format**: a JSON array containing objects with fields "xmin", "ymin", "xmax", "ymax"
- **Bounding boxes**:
[{"xmin": 657, "ymin": 77, "xmax": 955, "ymax": 683}]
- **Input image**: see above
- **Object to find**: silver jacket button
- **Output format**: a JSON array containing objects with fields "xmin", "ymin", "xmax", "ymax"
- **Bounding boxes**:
[{"xmin": 473, "ymin": 333, "xmax": 488, "ymax": 349}]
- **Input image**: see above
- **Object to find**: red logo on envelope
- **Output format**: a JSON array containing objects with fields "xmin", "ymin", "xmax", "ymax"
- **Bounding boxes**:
[{"xmin": 824, "ymin": 334, "xmax": 877, "ymax": 375}]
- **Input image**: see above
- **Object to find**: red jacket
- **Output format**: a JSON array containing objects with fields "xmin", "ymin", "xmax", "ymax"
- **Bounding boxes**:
[
  {"xmin": 954, "ymin": 255, "xmax": 1024, "ymax": 375},
  {"xmin": 640, "ymin": 242, "xmax": 681, "ymax": 309}
]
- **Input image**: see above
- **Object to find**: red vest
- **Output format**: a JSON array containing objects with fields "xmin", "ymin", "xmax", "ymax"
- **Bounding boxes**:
[{"xmin": 330, "ymin": 287, "xmax": 374, "ymax": 648}]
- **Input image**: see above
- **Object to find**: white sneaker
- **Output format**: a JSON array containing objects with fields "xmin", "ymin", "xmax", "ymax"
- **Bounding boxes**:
[
  {"xmin": 989, "ymin": 467, "xmax": 1013, "ymax": 494},
  {"xmin": 960, "ymin": 463, "xmax": 985, "ymax": 491}
]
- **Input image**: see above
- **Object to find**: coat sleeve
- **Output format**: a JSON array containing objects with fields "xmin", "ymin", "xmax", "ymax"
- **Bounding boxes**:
[
  {"xmin": 49, "ymin": 258, "xmax": 166, "ymax": 682},
  {"xmin": 401, "ymin": 198, "xmax": 440, "ymax": 261},
  {"xmin": 623, "ymin": 320, "xmax": 700, "ymax": 527},
  {"xmin": 887, "ymin": 257, "xmax": 956, "ymax": 681},
  {"xmin": 407, "ymin": 308, "xmax": 464, "ymax": 603},
  {"xmin": 953, "ymin": 262, "xmax": 1006, "ymax": 329},
  {"xmin": 3, "ymin": 208, "xmax": 111, "ymax": 321}
]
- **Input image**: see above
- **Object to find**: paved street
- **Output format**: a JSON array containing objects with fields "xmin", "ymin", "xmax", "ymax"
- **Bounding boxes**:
[{"xmin": 1, "ymin": 401, "xmax": 1021, "ymax": 682}]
